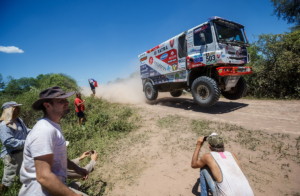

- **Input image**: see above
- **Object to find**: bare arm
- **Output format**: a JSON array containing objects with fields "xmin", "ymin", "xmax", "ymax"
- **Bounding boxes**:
[
  {"xmin": 75, "ymin": 100, "xmax": 85, "ymax": 107},
  {"xmin": 35, "ymin": 154, "xmax": 81, "ymax": 196},
  {"xmin": 78, "ymin": 151, "xmax": 90, "ymax": 161},
  {"xmin": 67, "ymin": 159, "xmax": 88, "ymax": 179},
  {"xmin": 191, "ymin": 136, "xmax": 207, "ymax": 168}
]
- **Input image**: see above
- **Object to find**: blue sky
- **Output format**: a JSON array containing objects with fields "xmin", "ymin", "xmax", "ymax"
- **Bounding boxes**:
[{"xmin": 0, "ymin": 0, "xmax": 292, "ymax": 87}]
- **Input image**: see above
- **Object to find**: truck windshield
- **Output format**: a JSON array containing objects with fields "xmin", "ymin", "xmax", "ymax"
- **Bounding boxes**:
[{"xmin": 214, "ymin": 21, "xmax": 247, "ymax": 44}]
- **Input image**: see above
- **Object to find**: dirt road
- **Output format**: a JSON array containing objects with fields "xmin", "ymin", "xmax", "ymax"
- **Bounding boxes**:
[
  {"xmin": 93, "ymin": 96, "xmax": 300, "ymax": 196},
  {"xmin": 142, "ymin": 95, "xmax": 300, "ymax": 135}
]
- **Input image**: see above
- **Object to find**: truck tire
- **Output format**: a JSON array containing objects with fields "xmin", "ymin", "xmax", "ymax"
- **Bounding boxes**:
[
  {"xmin": 191, "ymin": 76, "xmax": 220, "ymax": 107},
  {"xmin": 170, "ymin": 90, "xmax": 183, "ymax": 97},
  {"xmin": 144, "ymin": 82, "xmax": 158, "ymax": 101},
  {"xmin": 221, "ymin": 77, "xmax": 247, "ymax": 100}
]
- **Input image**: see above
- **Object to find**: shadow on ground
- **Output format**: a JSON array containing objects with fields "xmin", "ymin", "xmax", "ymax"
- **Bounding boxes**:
[
  {"xmin": 192, "ymin": 178, "xmax": 200, "ymax": 195},
  {"xmin": 148, "ymin": 97, "xmax": 248, "ymax": 114}
]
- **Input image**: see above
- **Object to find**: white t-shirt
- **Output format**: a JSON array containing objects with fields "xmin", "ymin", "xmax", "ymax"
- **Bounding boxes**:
[
  {"xmin": 211, "ymin": 151, "xmax": 254, "ymax": 196},
  {"xmin": 19, "ymin": 118, "xmax": 67, "ymax": 196}
]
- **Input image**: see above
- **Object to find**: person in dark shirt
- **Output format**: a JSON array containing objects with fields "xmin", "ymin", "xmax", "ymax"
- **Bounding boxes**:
[{"xmin": 88, "ymin": 78, "xmax": 96, "ymax": 96}]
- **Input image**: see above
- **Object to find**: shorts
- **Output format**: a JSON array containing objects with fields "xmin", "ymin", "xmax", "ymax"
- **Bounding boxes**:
[{"xmin": 76, "ymin": 111, "xmax": 85, "ymax": 118}]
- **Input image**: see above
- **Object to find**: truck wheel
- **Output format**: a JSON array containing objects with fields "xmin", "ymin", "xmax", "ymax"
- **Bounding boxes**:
[
  {"xmin": 144, "ymin": 82, "xmax": 158, "ymax": 100},
  {"xmin": 170, "ymin": 90, "xmax": 183, "ymax": 97},
  {"xmin": 222, "ymin": 77, "xmax": 247, "ymax": 100},
  {"xmin": 191, "ymin": 76, "xmax": 220, "ymax": 107}
]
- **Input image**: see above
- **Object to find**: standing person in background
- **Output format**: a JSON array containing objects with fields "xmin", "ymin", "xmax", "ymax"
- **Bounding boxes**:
[
  {"xmin": 19, "ymin": 86, "xmax": 88, "ymax": 196},
  {"xmin": 191, "ymin": 133, "xmax": 254, "ymax": 196},
  {"xmin": 0, "ymin": 101, "xmax": 30, "ymax": 194},
  {"xmin": 74, "ymin": 92, "xmax": 85, "ymax": 125},
  {"xmin": 88, "ymin": 78, "xmax": 98, "ymax": 96},
  {"xmin": 88, "ymin": 79, "xmax": 96, "ymax": 96}
]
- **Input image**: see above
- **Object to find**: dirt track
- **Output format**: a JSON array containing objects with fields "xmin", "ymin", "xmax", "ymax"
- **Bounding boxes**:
[
  {"xmin": 142, "ymin": 95, "xmax": 300, "ymax": 135},
  {"xmin": 93, "ymin": 95, "xmax": 300, "ymax": 196}
]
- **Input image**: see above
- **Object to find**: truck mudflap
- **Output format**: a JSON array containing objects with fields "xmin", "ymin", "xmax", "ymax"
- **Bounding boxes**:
[{"xmin": 216, "ymin": 66, "xmax": 252, "ymax": 76}]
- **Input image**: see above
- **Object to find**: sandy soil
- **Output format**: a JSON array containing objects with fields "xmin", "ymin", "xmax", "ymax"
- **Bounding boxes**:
[
  {"xmin": 90, "ymin": 95, "xmax": 300, "ymax": 196},
  {"xmin": 146, "ymin": 93, "xmax": 300, "ymax": 135}
]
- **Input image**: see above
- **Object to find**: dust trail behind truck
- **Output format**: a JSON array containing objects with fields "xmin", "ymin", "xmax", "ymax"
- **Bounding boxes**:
[{"xmin": 138, "ymin": 16, "xmax": 252, "ymax": 107}]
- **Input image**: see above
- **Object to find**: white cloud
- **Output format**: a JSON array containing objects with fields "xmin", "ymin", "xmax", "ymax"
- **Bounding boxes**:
[{"xmin": 0, "ymin": 46, "xmax": 24, "ymax": 53}]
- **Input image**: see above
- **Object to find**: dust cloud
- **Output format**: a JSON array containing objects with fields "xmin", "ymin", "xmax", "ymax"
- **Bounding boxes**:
[{"xmin": 81, "ymin": 74, "xmax": 146, "ymax": 104}]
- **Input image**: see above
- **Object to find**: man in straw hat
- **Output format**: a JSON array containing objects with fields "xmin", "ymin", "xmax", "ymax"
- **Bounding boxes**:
[
  {"xmin": 191, "ymin": 133, "xmax": 254, "ymax": 196},
  {"xmin": 0, "ymin": 101, "xmax": 30, "ymax": 193},
  {"xmin": 19, "ymin": 86, "xmax": 88, "ymax": 196}
]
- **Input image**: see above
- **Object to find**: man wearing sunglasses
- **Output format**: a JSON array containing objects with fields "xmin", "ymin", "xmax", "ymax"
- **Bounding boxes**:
[{"xmin": 19, "ymin": 86, "xmax": 88, "ymax": 196}]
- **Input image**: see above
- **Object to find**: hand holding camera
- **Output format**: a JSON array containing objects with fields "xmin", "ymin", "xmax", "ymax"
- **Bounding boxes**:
[{"xmin": 197, "ymin": 133, "xmax": 217, "ymax": 145}]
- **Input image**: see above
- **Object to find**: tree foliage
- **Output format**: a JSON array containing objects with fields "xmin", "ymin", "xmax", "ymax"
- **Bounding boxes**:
[
  {"xmin": 35, "ymin": 73, "xmax": 78, "ymax": 91},
  {"xmin": 246, "ymin": 30, "xmax": 300, "ymax": 99},
  {"xmin": 4, "ymin": 77, "xmax": 37, "ymax": 95},
  {"xmin": 271, "ymin": 0, "xmax": 300, "ymax": 30},
  {"xmin": 1, "ymin": 73, "xmax": 78, "ymax": 96},
  {"xmin": 0, "ymin": 74, "xmax": 5, "ymax": 90}
]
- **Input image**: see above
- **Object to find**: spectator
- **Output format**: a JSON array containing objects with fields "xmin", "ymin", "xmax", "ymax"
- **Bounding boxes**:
[
  {"xmin": 191, "ymin": 133, "xmax": 254, "ymax": 196},
  {"xmin": 0, "ymin": 101, "xmax": 30, "ymax": 194},
  {"xmin": 88, "ymin": 79, "xmax": 97, "ymax": 96},
  {"xmin": 74, "ymin": 92, "xmax": 85, "ymax": 125},
  {"xmin": 19, "ymin": 86, "xmax": 88, "ymax": 196},
  {"xmin": 67, "ymin": 150, "xmax": 98, "ymax": 190}
]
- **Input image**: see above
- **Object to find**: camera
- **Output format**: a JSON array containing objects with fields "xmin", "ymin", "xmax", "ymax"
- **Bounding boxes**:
[{"xmin": 90, "ymin": 150, "xmax": 95, "ymax": 154}]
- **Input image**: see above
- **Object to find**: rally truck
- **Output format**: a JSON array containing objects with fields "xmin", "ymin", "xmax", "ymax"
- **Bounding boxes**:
[{"xmin": 138, "ymin": 16, "xmax": 252, "ymax": 107}]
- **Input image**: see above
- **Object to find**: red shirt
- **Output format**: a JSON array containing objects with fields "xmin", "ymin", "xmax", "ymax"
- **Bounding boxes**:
[{"xmin": 74, "ymin": 98, "xmax": 85, "ymax": 113}]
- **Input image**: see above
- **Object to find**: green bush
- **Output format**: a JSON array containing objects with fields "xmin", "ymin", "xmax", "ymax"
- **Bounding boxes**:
[{"xmin": 246, "ymin": 30, "xmax": 300, "ymax": 99}]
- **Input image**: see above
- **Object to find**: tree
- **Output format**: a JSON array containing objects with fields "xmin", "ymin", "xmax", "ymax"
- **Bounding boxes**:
[
  {"xmin": 245, "ymin": 30, "xmax": 300, "ymax": 99},
  {"xmin": 2, "ymin": 73, "xmax": 79, "ymax": 96},
  {"xmin": 35, "ymin": 73, "xmax": 78, "ymax": 91},
  {"xmin": 0, "ymin": 74, "xmax": 5, "ymax": 90},
  {"xmin": 271, "ymin": 0, "xmax": 300, "ymax": 30},
  {"xmin": 4, "ymin": 77, "xmax": 37, "ymax": 95}
]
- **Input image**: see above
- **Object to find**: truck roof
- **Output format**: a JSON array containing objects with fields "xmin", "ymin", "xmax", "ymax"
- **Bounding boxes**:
[
  {"xmin": 138, "ymin": 16, "xmax": 244, "ymax": 57},
  {"xmin": 209, "ymin": 16, "xmax": 244, "ymax": 28}
]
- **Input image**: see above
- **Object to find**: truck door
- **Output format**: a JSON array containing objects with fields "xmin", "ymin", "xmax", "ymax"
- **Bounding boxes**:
[
  {"xmin": 178, "ymin": 34, "xmax": 187, "ymax": 70},
  {"xmin": 188, "ymin": 23, "xmax": 217, "ymax": 66}
]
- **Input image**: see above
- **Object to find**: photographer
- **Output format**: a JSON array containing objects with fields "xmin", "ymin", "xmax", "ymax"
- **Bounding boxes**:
[
  {"xmin": 67, "ymin": 150, "xmax": 98, "ymax": 179},
  {"xmin": 191, "ymin": 133, "xmax": 254, "ymax": 196},
  {"xmin": 67, "ymin": 150, "xmax": 98, "ymax": 190}
]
